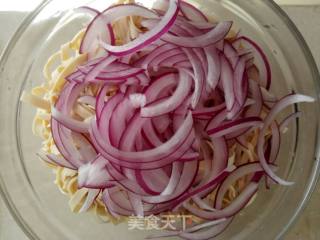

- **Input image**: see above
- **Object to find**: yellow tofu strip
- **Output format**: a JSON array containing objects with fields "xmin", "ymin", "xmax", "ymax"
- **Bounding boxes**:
[{"xmin": 20, "ymin": 91, "xmax": 51, "ymax": 111}]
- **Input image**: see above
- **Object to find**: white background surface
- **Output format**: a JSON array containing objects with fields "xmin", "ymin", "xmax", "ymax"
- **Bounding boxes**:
[
  {"xmin": 277, "ymin": 0, "xmax": 320, "ymax": 5},
  {"xmin": 0, "ymin": 1, "xmax": 320, "ymax": 240}
]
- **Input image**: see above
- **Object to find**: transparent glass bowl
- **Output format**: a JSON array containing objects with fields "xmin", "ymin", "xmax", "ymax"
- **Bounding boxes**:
[{"xmin": 0, "ymin": 0, "xmax": 319, "ymax": 239}]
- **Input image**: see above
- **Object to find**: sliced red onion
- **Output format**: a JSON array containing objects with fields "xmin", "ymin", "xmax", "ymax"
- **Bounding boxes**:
[
  {"xmin": 186, "ymin": 21, "xmax": 217, "ymax": 30},
  {"xmin": 37, "ymin": 151, "xmax": 76, "ymax": 170},
  {"xmin": 193, "ymin": 137, "xmax": 228, "ymax": 200},
  {"xmin": 105, "ymin": 164, "xmax": 150, "ymax": 195},
  {"xmin": 141, "ymin": 71, "xmax": 192, "ymax": 117},
  {"xmin": 279, "ymin": 111, "xmax": 302, "ymax": 133},
  {"xmin": 102, "ymin": 188, "xmax": 132, "ymax": 217},
  {"xmin": 269, "ymin": 122, "xmax": 281, "ymax": 164},
  {"xmin": 51, "ymin": 106, "xmax": 90, "ymax": 133},
  {"xmin": 245, "ymin": 79, "xmax": 263, "ymax": 117},
  {"xmin": 232, "ymin": 36, "xmax": 271, "ymax": 89},
  {"xmin": 192, "ymin": 103, "xmax": 225, "ymax": 117},
  {"xmin": 140, "ymin": 18, "xmax": 159, "ymax": 29},
  {"xmin": 28, "ymin": 0, "xmax": 316, "ymax": 235},
  {"xmin": 79, "ymin": 189, "xmax": 100, "ymax": 213},
  {"xmin": 160, "ymin": 162, "xmax": 183, "ymax": 196},
  {"xmin": 79, "ymin": 12, "xmax": 114, "ymax": 57},
  {"xmin": 128, "ymin": 192, "xmax": 144, "ymax": 216},
  {"xmin": 84, "ymin": 55, "xmax": 117, "ymax": 82},
  {"xmin": 136, "ymin": 73, "xmax": 151, "ymax": 86},
  {"xmin": 142, "ymin": 119, "xmax": 164, "ymax": 147},
  {"xmin": 118, "ymin": 112, "xmax": 147, "ymax": 151},
  {"xmin": 81, "ymin": 3, "xmax": 158, "ymax": 55},
  {"xmin": 50, "ymin": 83, "xmax": 95, "ymax": 168},
  {"xmin": 174, "ymin": 60, "xmax": 192, "ymax": 69},
  {"xmin": 170, "ymin": 166, "xmax": 235, "ymax": 211},
  {"xmin": 179, "ymin": 0, "xmax": 208, "ymax": 23},
  {"xmin": 144, "ymin": 73, "xmax": 177, "ymax": 102},
  {"xmin": 107, "ymin": 188, "xmax": 135, "ymax": 212},
  {"xmin": 134, "ymin": 169, "xmax": 234, "ymax": 216},
  {"xmin": 135, "ymin": 171, "xmax": 162, "ymax": 195},
  {"xmin": 192, "ymin": 196, "xmax": 217, "ymax": 212},
  {"xmin": 78, "ymin": 95, "xmax": 96, "ymax": 106},
  {"xmin": 152, "ymin": 114, "xmax": 171, "ymax": 134},
  {"xmin": 97, "ymin": 93, "xmax": 124, "ymax": 140},
  {"xmin": 75, "ymin": 6, "xmax": 100, "ymax": 16},
  {"xmin": 204, "ymin": 137, "xmax": 229, "ymax": 182},
  {"xmin": 206, "ymin": 108, "xmax": 228, "ymax": 131},
  {"xmin": 261, "ymin": 86, "xmax": 277, "ymax": 103},
  {"xmin": 64, "ymin": 131, "xmax": 95, "ymax": 165},
  {"xmin": 105, "ymin": 129, "xmax": 194, "ymax": 170},
  {"xmin": 142, "ymin": 160, "xmax": 198, "ymax": 203},
  {"xmin": 159, "ymin": 53, "xmax": 189, "ymax": 68},
  {"xmin": 224, "ymin": 42, "xmax": 239, "ymax": 69},
  {"xmin": 135, "ymin": 43, "xmax": 176, "ymax": 69},
  {"xmin": 220, "ymin": 54, "xmax": 235, "ymax": 113},
  {"xmin": 136, "ymin": 168, "xmax": 169, "ymax": 194},
  {"xmin": 185, "ymin": 218, "xmax": 228, "ymax": 233},
  {"xmin": 161, "ymin": 21, "xmax": 232, "ymax": 48},
  {"xmin": 228, "ymin": 69, "xmax": 249, "ymax": 119},
  {"xmin": 101, "ymin": 0, "xmax": 178, "ymax": 56},
  {"xmin": 109, "ymin": 97, "xmax": 137, "ymax": 147},
  {"xmin": 142, "ymin": 121, "xmax": 199, "ymax": 163},
  {"xmin": 152, "ymin": 0, "xmax": 169, "ymax": 12},
  {"xmin": 146, "ymin": 218, "xmax": 228, "ymax": 239},
  {"xmin": 226, "ymin": 97, "xmax": 246, "ymax": 121},
  {"xmin": 95, "ymin": 86, "xmax": 108, "ymax": 120},
  {"xmin": 129, "ymin": 93, "xmax": 147, "ymax": 108},
  {"xmin": 149, "ymin": 48, "xmax": 184, "ymax": 68},
  {"xmin": 233, "ymin": 57, "xmax": 247, "ymax": 104},
  {"xmin": 113, "ymin": 186, "xmax": 157, "ymax": 213},
  {"xmin": 76, "ymin": 64, "xmax": 145, "ymax": 83},
  {"xmin": 90, "ymin": 111, "xmax": 194, "ymax": 164},
  {"xmin": 184, "ymin": 181, "xmax": 258, "ymax": 220},
  {"xmin": 78, "ymin": 155, "xmax": 114, "ymax": 189},
  {"xmin": 125, "ymin": 77, "xmax": 140, "ymax": 87},
  {"xmin": 214, "ymin": 162, "xmax": 266, "ymax": 209},
  {"xmin": 51, "ymin": 120, "xmax": 82, "ymax": 168},
  {"xmin": 135, "ymin": 130, "xmax": 151, "ymax": 151},
  {"xmin": 205, "ymin": 46, "xmax": 220, "ymax": 91},
  {"xmin": 182, "ymin": 48, "xmax": 204, "ymax": 109},
  {"xmin": 208, "ymin": 117, "xmax": 262, "ymax": 139},
  {"xmin": 66, "ymin": 70, "xmax": 85, "ymax": 83},
  {"xmin": 257, "ymin": 94, "xmax": 314, "ymax": 185},
  {"xmin": 178, "ymin": 218, "xmax": 232, "ymax": 240},
  {"xmin": 216, "ymin": 39, "xmax": 224, "ymax": 51}
]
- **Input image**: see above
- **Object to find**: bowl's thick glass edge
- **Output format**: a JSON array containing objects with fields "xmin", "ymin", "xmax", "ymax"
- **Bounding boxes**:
[
  {"xmin": 0, "ymin": 2, "xmax": 51, "ymax": 239},
  {"xmin": 266, "ymin": 0, "xmax": 320, "ymax": 239},
  {"xmin": 0, "ymin": 0, "xmax": 319, "ymax": 239}
]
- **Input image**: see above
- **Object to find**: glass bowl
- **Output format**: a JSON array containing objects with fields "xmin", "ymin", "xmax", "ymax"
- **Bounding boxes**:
[{"xmin": 0, "ymin": 0, "xmax": 319, "ymax": 239}]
